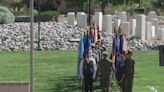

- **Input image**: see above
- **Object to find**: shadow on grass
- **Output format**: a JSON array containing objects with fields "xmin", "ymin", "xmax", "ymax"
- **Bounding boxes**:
[{"xmin": 49, "ymin": 76, "xmax": 101, "ymax": 92}]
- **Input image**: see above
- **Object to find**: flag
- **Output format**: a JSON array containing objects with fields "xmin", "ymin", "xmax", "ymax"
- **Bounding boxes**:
[
  {"xmin": 83, "ymin": 32, "xmax": 86, "ymax": 44},
  {"xmin": 112, "ymin": 33, "xmax": 119, "ymax": 63},
  {"xmin": 94, "ymin": 27, "xmax": 98, "ymax": 44},
  {"xmin": 122, "ymin": 34, "xmax": 128, "ymax": 55},
  {"xmin": 84, "ymin": 32, "xmax": 90, "ymax": 53},
  {"xmin": 77, "ymin": 34, "xmax": 84, "ymax": 76},
  {"xmin": 91, "ymin": 29, "xmax": 94, "ymax": 43}
]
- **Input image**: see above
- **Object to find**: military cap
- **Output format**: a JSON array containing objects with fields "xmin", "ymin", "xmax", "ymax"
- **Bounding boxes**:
[
  {"xmin": 128, "ymin": 49, "xmax": 133, "ymax": 54},
  {"xmin": 102, "ymin": 51, "xmax": 108, "ymax": 56},
  {"xmin": 91, "ymin": 44, "xmax": 95, "ymax": 48}
]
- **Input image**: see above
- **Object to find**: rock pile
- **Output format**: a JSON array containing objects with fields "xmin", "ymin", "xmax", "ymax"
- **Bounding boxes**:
[
  {"xmin": 0, "ymin": 22, "xmax": 163, "ymax": 51},
  {"xmin": 0, "ymin": 22, "xmax": 82, "ymax": 51}
]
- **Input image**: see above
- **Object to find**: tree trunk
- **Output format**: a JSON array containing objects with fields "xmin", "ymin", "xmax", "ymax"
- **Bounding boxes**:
[{"xmin": 101, "ymin": 4, "xmax": 105, "ymax": 14}]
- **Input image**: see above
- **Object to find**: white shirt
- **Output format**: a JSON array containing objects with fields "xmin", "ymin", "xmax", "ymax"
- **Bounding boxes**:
[{"xmin": 79, "ymin": 56, "xmax": 97, "ymax": 79}]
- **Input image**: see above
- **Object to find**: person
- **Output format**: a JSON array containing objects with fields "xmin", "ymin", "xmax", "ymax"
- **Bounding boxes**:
[
  {"xmin": 120, "ymin": 50, "xmax": 135, "ymax": 92},
  {"xmin": 91, "ymin": 44, "xmax": 98, "ymax": 64},
  {"xmin": 80, "ymin": 49, "xmax": 97, "ymax": 92},
  {"xmin": 97, "ymin": 51, "xmax": 114, "ymax": 92}
]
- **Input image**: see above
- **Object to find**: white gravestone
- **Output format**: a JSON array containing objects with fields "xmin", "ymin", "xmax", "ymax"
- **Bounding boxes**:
[
  {"xmin": 118, "ymin": 11, "xmax": 127, "ymax": 23},
  {"xmin": 112, "ymin": 22, "xmax": 115, "ymax": 34},
  {"xmin": 130, "ymin": 19, "xmax": 136, "ymax": 36},
  {"xmin": 148, "ymin": 11, "xmax": 157, "ymax": 21},
  {"xmin": 152, "ymin": 26, "xmax": 156, "ymax": 38},
  {"xmin": 157, "ymin": 28, "xmax": 164, "ymax": 40},
  {"xmin": 146, "ymin": 22, "xmax": 152, "ymax": 41},
  {"xmin": 80, "ymin": 13, "xmax": 88, "ymax": 28},
  {"xmin": 136, "ymin": 15, "xmax": 146, "ymax": 40},
  {"xmin": 114, "ymin": 19, "xmax": 121, "ymax": 30},
  {"xmin": 121, "ymin": 22, "xmax": 130, "ymax": 36},
  {"xmin": 77, "ymin": 12, "xmax": 84, "ymax": 27},
  {"xmin": 67, "ymin": 12, "xmax": 75, "ymax": 26},
  {"xmin": 94, "ymin": 12, "xmax": 103, "ymax": 31},
  {"xmin": 151, "ymin": 18, "xmax": 158, "ymax": 38},
  {"xmin": 102, "ymin": 15, "xmax": 113, "ymax": 35}
]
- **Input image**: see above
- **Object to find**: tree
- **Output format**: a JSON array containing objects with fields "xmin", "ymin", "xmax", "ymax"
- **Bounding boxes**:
[{"xmin": 94, "ymin": 0, "xmax": 113, "ymax": 14}]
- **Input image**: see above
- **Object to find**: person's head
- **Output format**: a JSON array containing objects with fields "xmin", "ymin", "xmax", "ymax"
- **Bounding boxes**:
[
  {"xmin": 88, "ymin": 48, "xmax": 93, "ymax": 57},
  {"xmin": 84, "ymin": 50, "xmax": 89, "ymax": 59},
  {"xmin": 102, "ymin": 51, "xmax": 108, "ymax": 59},
  {"xmin": 127, "ymin": 50, "xmax": 133, "ymax": 58},
  {"xmin": 102, "ymin": 45, "xmax": 107, "ymax": 52},
  {"xmin": 91, "ymin": 44, "xmax": 95, "ymax": 50}
]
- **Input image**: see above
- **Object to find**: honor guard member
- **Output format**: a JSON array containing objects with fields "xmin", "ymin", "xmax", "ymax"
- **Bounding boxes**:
[
  {"xmin": 91, "ymin": 44, "xmax": 98, "ymax": 64},
  {"xmin": 121, "ymin": 50, "xmax": 135, "ymax": 92},
  {"xmin": 97, "ymin": 51, "xmax": 114, "ymax": 92},
  {"xmin": 80, "ymin": 50, "xmax": 97, "ymax": 92}
]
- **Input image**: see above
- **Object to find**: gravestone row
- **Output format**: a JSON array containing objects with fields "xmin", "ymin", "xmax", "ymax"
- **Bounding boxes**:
[{"xmin": 66, "ymin": 11, "xmax": 164, "ymax": 41}]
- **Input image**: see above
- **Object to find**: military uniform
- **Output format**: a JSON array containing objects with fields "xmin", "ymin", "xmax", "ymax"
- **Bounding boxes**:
[
  {"xmin": 122, "ymin": 57, "xmax": 135, "ymax": 92},
  {"xmin": 98, "ymin": 52, "xmax": 113, "ymax": 92},
  {"xmin": 80, "ymin": 54, "xmax": 97, "ymax": 92}
]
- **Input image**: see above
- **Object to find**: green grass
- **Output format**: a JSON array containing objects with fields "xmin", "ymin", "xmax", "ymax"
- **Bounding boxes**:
[{"xmin": 0, "ymin": 51, "xmax": 163, "ymax": 92}]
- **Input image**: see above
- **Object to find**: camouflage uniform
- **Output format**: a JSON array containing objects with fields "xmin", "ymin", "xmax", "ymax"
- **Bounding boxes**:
[
  {"xmin": 98, "ymin": 52, "xmax": 113, "ymax": 92},
  {"xmin": 122, "ymin": 57, "xmax": 135, "ymax": 92}
]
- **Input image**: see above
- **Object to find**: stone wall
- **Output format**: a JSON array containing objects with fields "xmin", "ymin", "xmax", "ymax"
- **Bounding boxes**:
[
  {"xmin": 0, "ymin": 22, "xmax": 82, "ymax": 51},
  {"xmin": 0, "ymin": 22, "xmax": 163, "ymax": 51}
]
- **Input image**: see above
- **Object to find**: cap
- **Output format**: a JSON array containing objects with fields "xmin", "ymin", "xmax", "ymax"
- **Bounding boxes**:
[
  {"xmin": 91, "ymin": 44, "xmax": 95, "ymax": 48},
  {"xmin": 128, "ymin": 49, "xmax": 133, "ymax": 54},
  {"xmin": 102, "ymin": 51, "xmax": 108, "ymax": 56}
]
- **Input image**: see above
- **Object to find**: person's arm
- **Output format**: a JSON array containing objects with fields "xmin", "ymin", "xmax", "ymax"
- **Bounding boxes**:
[
  {"xmin": 112, "ymin": 63, "xmax": 115, "ymax": 73},
  {"xmin": 119, "ymin": 73, "xmax": 125, "ymax": 84},
  {"xmin": 92, "ymin": 59, "xmax": 97, "ymax": 79}
]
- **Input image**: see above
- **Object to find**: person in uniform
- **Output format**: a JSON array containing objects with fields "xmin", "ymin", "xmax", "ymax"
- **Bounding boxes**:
[
  {"xmin": 91, "ymin": 44, "xmax": 98, "ymax": 64},
  {"xmin": 97, "ymin": 51, "xmax": 114, "ymax": 92},
  {"xmin": 80, "ymin": 50, "xmax": 97, "ymax": 92},
  {"xmin": 120, "ymin": 50, "xmax": 135, "ymax": 92}
]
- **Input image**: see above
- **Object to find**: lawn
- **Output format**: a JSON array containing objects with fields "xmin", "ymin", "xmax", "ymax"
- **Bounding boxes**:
[{"xmin": 0, "ymin": 51, "xmax": 163, "ymax": 92}]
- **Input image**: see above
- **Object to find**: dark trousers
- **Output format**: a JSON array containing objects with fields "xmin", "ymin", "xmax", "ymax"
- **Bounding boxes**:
[
  {"xmin": 122, "ymin": 77, "xmax": 133, "ymax": 92},
  {"xmin": 84, "ymin": 76, "xmax": 93, "ymax": 92},
  {"xmin": 100, "ymin": 78, "xmax": 110, "ymax": 92}
]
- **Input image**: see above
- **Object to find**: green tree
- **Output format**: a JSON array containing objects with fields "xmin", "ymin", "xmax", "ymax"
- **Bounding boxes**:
[{"xmin": 93, "ymin": 0, "xmax": 111, "ymax": 14}]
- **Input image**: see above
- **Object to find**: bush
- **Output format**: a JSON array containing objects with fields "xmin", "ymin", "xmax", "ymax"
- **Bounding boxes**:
[
  {"xmin": 38, "ymin": 11, "xmax": 61, "ymax": 16},
  {"xmin": 0, "ymin": 6, "xmax": 15, "ymax": 24}
]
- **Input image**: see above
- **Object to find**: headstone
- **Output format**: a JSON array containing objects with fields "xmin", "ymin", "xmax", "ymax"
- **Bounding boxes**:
[
  {"xmin": 114, "ymin": 19, "xmax": 121, "ymax": 30},
  {"xmin": 80, "ymin": 13, "xmax": 87, "ymax": 28},
  {"xmin": 112, "ymin": 22, "xmax": 115, "ymax": 34},
  {"xmin": 136, "ymin": 15, "xmax": 146, "ymax": 40},
  {"xmin": 148, "ymin": 11, "xmax": 157, "ymax": 21},
  {"xmin": 152, "ymin": 26, "xmax": 156, "ymax": 38},
  {"xmin": 57, "ymin": 15, "xmax": 65, "ymax": 23},
  {"xmin": 102, "ymin": 15, "xmax": 113, "ymax": 35},
  {"xmin": 121, "ymin": 22, "xmax": 130, "ymax": 36},
  {"xmin": 130, "ymin": 19, "xmax": 136, "ymax": 36},
  {"xmin": 151, "ymin": 18, "xmax": 158, "ymax": 37},
  {"xmin": 118, "ymin": 11, "xmax": 127, "ymax": 23},
  {"xmin": 158, "ymin": 28, "xmax": 164, "ymax": 40},
  {"xmin": 146, "ymin": 22, "xmax": 152, "ymax": 41},
  {"xmin": 67, "ymin": 12, "xmax": 75, "ymax": 26},
  {"xmin": 77, "ymin": 12, "xmax": 84, "ymax": 27},
  {"xmin": 94, "ymin": 12, "xmax": 103, "ymax": 31}
]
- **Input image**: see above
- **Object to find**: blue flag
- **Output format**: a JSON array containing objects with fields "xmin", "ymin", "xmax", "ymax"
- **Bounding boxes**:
[
  {"xmin": 84, "ymin": 32, "xmax": 90, "ymax": 53},
  {"xmin": 76, "ymin": 34, "xmax": 84, "ymax": 76}
]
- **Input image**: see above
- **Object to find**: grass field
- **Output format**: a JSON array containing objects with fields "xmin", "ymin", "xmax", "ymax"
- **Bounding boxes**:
[{"xmin": 0, "ymin": 51, "xmax": 163, "ymax": 92}]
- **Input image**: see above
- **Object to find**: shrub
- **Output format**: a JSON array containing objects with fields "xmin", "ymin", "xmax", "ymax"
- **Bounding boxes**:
[
  {"xmin": 38, "ymin": 11, "xmax": 61, "ymax": 16},
  {"xmin": 0, "ymin": 6, "xmax": 15, "ymax": 24}
]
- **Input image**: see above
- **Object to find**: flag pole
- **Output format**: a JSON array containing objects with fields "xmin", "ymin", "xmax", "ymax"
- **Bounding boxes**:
[{"xmin": 30, "ymin": 0, "xmax": 34, "ymax": 92}]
